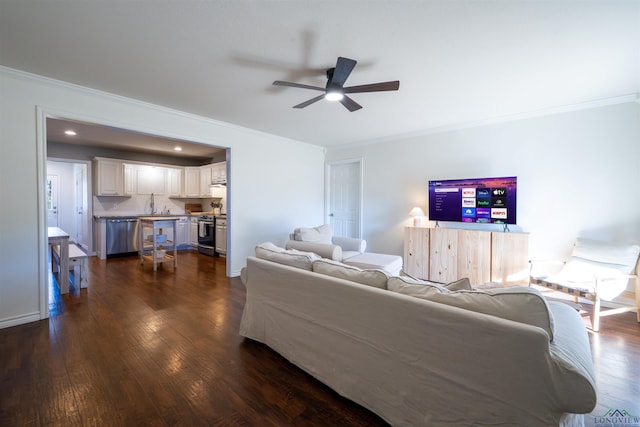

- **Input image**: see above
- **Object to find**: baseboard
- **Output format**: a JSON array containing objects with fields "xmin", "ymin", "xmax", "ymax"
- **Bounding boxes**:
[{"xmin": 0, "ymin": 312, "xmax": 42, "ymax": 330}]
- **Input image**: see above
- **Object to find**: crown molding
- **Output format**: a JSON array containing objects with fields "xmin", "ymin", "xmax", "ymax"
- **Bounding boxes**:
[
  {"xmin": 0, "ymin": 65, "xmax": 312, "ymax": 147},
  {"xmin": 337, "ymin": 93, "xmax": 640, "ymax": 150}
]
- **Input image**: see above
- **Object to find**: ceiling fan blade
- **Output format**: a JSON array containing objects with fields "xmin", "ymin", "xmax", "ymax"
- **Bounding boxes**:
[
  {"xmin": 273, "ymin": 81, "xmax": 326, "ymax": 92},
  {"xmin": 329, "ymin": 57, "xmax": 357, "ymax": 88},
  {"xmin": 293, "ymin": 94, "xmax": 326, "ymax": 109},
  {"xmin": 343, "ymin": 80, "xmax": 400, "ymax": 93},
  {"xmin": 340, "ymin": 95, "xmax": 362, "ymax": 112}
]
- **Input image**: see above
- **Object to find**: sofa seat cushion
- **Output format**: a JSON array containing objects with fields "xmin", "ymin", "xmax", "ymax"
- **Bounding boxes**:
[
  {"xmin": 388, "ymin": 276, "xmax": 555, "ymax": 341},
  {"xmin": 255, "ymin": 242, "xmax": 320, "ymax": 270},
  {"xmin": 312, "ymin": 259, "xmax": 389, "ymax": 289},
  {"xmin": 344, "ymin": 252, "xmax": 403, "ymax": 276}
]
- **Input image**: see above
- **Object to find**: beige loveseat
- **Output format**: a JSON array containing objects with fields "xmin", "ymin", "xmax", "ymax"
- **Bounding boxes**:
[{"xmin": 239, "ymin": 243, "xmax": 597, "ymax": 427}]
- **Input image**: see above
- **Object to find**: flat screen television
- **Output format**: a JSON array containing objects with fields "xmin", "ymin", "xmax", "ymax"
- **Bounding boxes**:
[{"xmin": 428, "ymin": 176, "xmax": 517, "ymax": 225}]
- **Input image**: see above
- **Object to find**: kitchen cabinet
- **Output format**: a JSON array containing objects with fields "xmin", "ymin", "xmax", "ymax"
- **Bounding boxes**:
[
  {"xmin": 167, "ymin": 168, "xmax": 182, "ymax": 197},
  {"xmin": 190, "ymin": 216, "xmax": 199, "ymax": 247},
  {"xmin": 176, "ymin": 216, "xmax": 190, "ymax": 249},
  {"xmin": 184, "ymin": 167, "xmax": 200, "ymax": 197},
  {"xmin": 212, "ymin": 161, "xmax": 226, "ymax": 181},
  {"xmin": 136, "ymin": 166, "xmax": 166, "ymax": 195},
  {"xmin": 94, "ymin": 158, "xmax": 127, "ymax": 196},
  {"xmin": 200, "ymin": 164, "xmax": 213, "ymax": 197},
  {"xmin": 123, "ymin": 164, "xmax": 134, "ymax": 196}
]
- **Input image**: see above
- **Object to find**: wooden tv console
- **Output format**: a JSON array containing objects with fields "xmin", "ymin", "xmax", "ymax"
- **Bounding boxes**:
[{"xmin": 403, "ymin": 227, "xmax": 529, "ymax": 286}]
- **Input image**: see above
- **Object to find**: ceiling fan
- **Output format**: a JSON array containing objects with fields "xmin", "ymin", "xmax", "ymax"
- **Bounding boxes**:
[{"xmin": 273, "ymin": 56, "xmax": 400, "ymax": 112}]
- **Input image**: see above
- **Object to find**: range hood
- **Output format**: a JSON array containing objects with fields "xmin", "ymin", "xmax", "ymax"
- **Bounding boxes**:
[{"xmin": 209, "ymin": 178, "xmax": 227, "ymax": 187}]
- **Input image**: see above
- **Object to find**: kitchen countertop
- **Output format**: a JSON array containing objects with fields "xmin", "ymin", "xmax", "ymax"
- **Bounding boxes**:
[
  {"xmin": 93, "ymin": 212, "xmax": 226, "ymax": 219},
  {"xmin": 94, "ymin": 213, "xmax": 198, "ymax": 219},
  {"xmin": 138, "ymin": 216, "xmax": 181, "ymax": 221}
]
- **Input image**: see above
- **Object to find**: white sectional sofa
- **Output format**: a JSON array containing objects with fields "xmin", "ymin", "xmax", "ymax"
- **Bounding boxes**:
[{"xmin": 239, "ymin": 243, "xmax": 597, "ymax": 427}]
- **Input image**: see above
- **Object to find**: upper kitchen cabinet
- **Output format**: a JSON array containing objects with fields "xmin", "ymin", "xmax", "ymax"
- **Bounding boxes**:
[
  {"xmin": 94, "ymin": 157, "xmax": 129, "ymax": 196},
  {"xmin": 136, "ymin": 165, "xmax": 167, "ymax": 195},
  {"xmin": 199, "ymin": 162, "xmax": 226, "ymax": 197},
  {"xmin": 167, "ymin": 168, "xmax": 182, "ymax": 197},
  {"xmin": 199, "ymin": 164, "xmax": 213, "ymax": 197},
  {"xmin": 124, "ymin": 164, "xmax": 135, "ymax": 196},
  {"xmin": 184, "ymin": 167, "xmax": 200, "ymax": 198},
  {"xmin": 212, "ymin": 161, "xmax": 227, "ymax": 182}
]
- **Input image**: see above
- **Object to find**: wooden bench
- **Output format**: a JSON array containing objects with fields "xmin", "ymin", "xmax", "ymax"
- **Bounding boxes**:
[{"xmin": 52, "ymin": 243, "xmax": 89, "ymax": 290}]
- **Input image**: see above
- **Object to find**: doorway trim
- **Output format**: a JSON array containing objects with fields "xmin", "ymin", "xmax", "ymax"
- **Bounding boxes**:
[{"xmin": 35, "ymin": 106, "xmax": 231, "ymax": 319}]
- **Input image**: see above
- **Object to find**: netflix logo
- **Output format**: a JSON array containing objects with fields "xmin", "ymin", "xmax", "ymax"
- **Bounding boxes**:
[{"xmin": 462, "ymin": 188, "xmax": 476, "ymax": 198}]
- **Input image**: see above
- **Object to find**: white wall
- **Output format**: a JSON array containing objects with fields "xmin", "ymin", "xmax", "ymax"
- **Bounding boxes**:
[
  {"xmin": 326, "ymin": 102, "xmax": 640, "ymax": 263},
  {"xmin": 0, "ymin": 67, "xmax": 325, "ymax": 328}
]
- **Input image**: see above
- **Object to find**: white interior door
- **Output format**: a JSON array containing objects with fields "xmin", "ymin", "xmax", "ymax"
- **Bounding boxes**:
[
  {"xmin": 46, "ymin": 174, "xmax": 59, "ymax": 227},
  {"xmin": 75, "ymin": 166, "xmax": 87, "ymax": 246},
  {"xmin": 327, "ymin": 160, "xmax": 362, "ymax": 238}
]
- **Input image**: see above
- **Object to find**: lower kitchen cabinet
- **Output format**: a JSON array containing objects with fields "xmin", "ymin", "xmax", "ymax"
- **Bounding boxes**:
[
  {"xmin": 176, "ymin": 216, "xmax": 190, "ymax": 249},
  {"xmin": 190, "ymin": 216, "xmax": 199, "ymax": 247}
]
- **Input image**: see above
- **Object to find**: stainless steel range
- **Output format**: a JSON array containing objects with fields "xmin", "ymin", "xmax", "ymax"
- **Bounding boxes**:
[{"xmin": 197, "ymin": 215, "xmax": 215, "ymax": 256}]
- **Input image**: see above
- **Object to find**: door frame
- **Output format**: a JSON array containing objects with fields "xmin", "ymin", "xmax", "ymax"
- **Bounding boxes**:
[
  {"xmin": 325, "ymin": 158, "xmax": 363, "ymax": 238},
  {"xmin": 35, "ymin": 106, "xmax": 232, "ymax": 320}
]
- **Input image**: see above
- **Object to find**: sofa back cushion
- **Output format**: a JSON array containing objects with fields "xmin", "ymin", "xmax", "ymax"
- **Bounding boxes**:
[
  {"xmin": 313, "ymin": 259, "xmax": 389, "ymax": 289},
  {"xmin": 294, "ymin": 224, "xmax": 333, "ymax": 244},
  {"xmin": 387, "ymin": 276, "xmax": 555, "ymax": 341},
  {"xmin": 255, "ymin": 242, "xmax": 320, "ymax": 271}
]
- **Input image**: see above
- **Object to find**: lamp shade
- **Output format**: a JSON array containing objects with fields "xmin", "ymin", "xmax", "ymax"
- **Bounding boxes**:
[
  {"xmin": 408, "ymin": 207, "xmax": 425, "ymax": 217},
  {"xmin": 408, "ymin": 207, "xmax": 425, "ymax": 227}
]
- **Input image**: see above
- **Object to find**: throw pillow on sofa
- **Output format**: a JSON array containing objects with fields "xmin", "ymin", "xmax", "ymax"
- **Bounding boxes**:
[
  {"xmin": 294, "ymin": 224, "xmax": 333, "ymax": 244},
  {"xmin": 313, "ymin": 259, "xmax": 389, "ymax": 289},
  {"xmin": 444, "ymin": 277, "xmax": 472, "ymax": 291},
  {"xmin": 255, "ymin": 242, "xmax": 320, "ymax": 271},
  {"xmin": 392, "ymin": 275, "xmax": 472, "ymax": 291},
  {"xmin": 387, "ymin": 276, "xmax": 555, "ymax": 341}
]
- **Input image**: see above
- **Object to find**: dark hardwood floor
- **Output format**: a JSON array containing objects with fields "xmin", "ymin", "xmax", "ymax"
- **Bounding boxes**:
[{"xmin": 1, "ymin": 251, "xmax": 639, "ymax": 426}]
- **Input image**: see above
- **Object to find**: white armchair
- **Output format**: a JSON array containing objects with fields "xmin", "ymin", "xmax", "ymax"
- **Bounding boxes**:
[
  {"xmin": 285, "ymin": 224, "xmax": 366, "ymax": 262},
  {"xmin": 530, "ymin": 238, "xmax": 640, "ymax": 332}
]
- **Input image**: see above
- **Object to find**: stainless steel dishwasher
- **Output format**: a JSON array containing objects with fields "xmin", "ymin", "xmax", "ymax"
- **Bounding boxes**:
[{"xmin": 106, "ymin": 217, "xmax": 140, "ymax": 256}]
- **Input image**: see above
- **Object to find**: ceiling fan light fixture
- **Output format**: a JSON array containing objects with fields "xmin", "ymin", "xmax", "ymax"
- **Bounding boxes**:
[{"xmin": 325, "ymin": 91, "xmax": 344, "ymax": 101}]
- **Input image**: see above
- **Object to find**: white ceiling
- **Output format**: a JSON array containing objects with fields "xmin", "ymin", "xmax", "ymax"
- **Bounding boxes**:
[{"xmin": 1, "ymin": 0, "xmax": 639, "ymax": 150}]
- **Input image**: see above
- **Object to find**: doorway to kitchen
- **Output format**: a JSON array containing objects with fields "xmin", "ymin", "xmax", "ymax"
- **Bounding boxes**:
[{"xmin": 38, "ymin": 109, "xmax": 232, "ymax": 319}]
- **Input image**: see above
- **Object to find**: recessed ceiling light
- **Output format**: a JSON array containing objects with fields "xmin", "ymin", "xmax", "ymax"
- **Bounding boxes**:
[
  {"xmin": 64, "ymin": 130, "xmax": 77, "ymax": 136},
  {"xmin": 174, "ymin": 146, "xmax": 183, "ymax": 152}
]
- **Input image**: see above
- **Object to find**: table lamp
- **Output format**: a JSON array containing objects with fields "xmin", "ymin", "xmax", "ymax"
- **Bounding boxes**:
[{"xmin": 408, "ymin": 207, "xmax": 425, "ymax": 227}]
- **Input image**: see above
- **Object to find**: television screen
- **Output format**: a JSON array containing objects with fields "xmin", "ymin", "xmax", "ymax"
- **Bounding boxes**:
[{"xmin": 428, "ymin": 176, "xmax": 517, "ymax": 224}]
